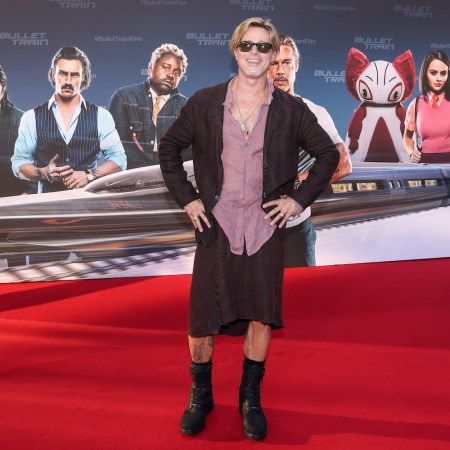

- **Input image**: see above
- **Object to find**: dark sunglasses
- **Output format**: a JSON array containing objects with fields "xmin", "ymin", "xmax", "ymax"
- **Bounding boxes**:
[{"xmin": 237, "ymin": 41, "xmax": 273, "ymax": 54}]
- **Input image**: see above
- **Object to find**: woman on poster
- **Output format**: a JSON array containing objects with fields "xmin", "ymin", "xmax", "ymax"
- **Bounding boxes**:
[{"xmin": 404, "ymin": 50, "xmax": 450, "ymax": 163}]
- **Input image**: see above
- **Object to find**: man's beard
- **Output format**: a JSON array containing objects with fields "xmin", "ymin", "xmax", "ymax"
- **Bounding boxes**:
[
  {"xmin": 150, "ymin": 78, "xmax": 173, "ymax": 95},
  {"xmin": 58, "ymin": 84, "xmax": 76, "ymax": 101}
]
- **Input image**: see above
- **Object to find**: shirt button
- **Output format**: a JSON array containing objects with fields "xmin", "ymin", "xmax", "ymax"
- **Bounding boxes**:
[
  {"xmin": 215, "ymin": 194, "xmax": 220, "ymax": 200},
  {"xmin": 244, "ymin": 142, "xmax": 249, "ymax": 148},
  {"xmin": 66, "ymin": 158, "xmax": 70, "ymax": 162}
]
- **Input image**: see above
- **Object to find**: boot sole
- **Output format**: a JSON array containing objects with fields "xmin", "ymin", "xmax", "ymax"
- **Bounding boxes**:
[{"xmin": 243, "ymin": 428, "xmax": 267, "ymax": 440}]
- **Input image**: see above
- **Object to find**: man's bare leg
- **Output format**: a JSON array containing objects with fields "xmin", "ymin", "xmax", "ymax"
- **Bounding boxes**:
[
  {"xmin": 244, "ymin": 320, "xmax": 271, "ymax": 361},
  {"xmin": 188, "ymin": 335, "xmax": 214, "ymax": 362}
]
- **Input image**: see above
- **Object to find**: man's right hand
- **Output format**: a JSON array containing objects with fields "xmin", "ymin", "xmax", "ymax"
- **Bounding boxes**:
[{"xmin": 184, "ymin": 199, "xmax": 211, "ymax": 232}]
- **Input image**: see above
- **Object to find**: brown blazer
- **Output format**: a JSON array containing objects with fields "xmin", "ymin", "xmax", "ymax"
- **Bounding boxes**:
[{"xmin": 159, "ymin": 80, "xmax": 339, "ymax": 236}]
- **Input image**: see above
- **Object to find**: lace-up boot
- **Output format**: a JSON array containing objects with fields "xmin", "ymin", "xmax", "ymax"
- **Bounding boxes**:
[
  {"xmin": 180, "ymin": 360, "xmax": 214, "ymax": 435},
  {"xmin": 239, "ymin": 358, "xmax": 267, "ymax": 440}
]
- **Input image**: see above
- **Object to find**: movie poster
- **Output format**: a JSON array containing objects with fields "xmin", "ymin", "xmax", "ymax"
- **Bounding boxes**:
[{"xmin": 1, "ymin": 0, "xmax": 449, "ymax": 282}]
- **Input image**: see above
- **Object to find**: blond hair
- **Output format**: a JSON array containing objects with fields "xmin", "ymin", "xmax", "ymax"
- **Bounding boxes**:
[
  {"xmin": 278, "ymin": 34, "xmax": 300, "ymax": 70},
  {"xmin": 229, "ymin": 17, "xmax": 279, "ymax": 55}
]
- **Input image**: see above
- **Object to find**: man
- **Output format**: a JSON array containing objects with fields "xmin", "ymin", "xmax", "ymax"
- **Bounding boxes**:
[
  {"xmin": 108, "ymin": 43, "xmax": 190, "ymax": 169},
  {"xmin": 269, "ymin": 34, "xmax": 352, "ymax": 267},
  {"xmin": 0, "ymin": 65, "xmax": 36, "ymax": 196},
  {"xmin": 0, "ymin": 65, "xmax": 37, "ymax": 267},
  {"xmin": 158, "ymin": 18, "xmax": 339, "ymax": 440},
  {"xmin": 11, "ymin": 47, "xmax": 126, "ymax": 194}
]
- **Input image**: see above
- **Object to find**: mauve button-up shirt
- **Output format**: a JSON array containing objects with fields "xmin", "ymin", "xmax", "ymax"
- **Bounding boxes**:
[{"xmin": 212, "ymin": 77, "xmax": 275, "ymax": 256}]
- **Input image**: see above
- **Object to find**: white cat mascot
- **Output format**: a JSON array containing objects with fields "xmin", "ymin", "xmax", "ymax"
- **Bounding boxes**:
[{"xmin": 345, "ymin": 48, "xmax": 416, "ymax": 162}]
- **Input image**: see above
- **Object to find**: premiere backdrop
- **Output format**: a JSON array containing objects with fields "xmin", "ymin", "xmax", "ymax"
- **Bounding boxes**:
[{"xmin": 1, "ymin": 0, "xmax": 449, "ymax": 281}]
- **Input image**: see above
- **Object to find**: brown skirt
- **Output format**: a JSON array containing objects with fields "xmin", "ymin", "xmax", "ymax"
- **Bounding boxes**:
[{"xmin": 189, "ymin": 223, "xmax": 285, "ymax": 337}]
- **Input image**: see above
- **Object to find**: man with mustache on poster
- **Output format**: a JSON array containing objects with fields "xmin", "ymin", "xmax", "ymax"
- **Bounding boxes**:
[
  {"xmin": 108, "ymin": 43, "xmax": 191, "ymax": 169},
  {"xmin": 269, "ymin": 34, "xmax": 351, "ymax": 267},
  {"xmin": 11, "ymin": 46, "xmax": 126, "ymax": 193}
]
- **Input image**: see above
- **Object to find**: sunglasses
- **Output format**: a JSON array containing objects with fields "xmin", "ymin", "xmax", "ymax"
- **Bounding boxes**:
[{"xmin": 237, "ymin": 41, "xmax": 273, "ymax": 54}]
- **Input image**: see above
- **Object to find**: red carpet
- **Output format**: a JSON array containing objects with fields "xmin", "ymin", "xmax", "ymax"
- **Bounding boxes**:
[{"xmin": 1, "ymin": 258, "xmax": 450, "ymax": 449}]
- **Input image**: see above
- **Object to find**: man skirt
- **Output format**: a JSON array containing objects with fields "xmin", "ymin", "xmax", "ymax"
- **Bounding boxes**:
[{"xmin": 189, "ymin": 222, "xmax": 285, "ymax": 337}]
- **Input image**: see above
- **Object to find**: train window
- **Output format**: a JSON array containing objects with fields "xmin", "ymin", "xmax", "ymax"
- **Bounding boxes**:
[
  {"xmin": 397, "ymin": 180, "xmax": 402, "ymax": 188},
  {"xmin": 425, "ymin": 179, "xmax": 438, "ymax": 186},
  {"xmin": 356, "ymin": 182, "xmax": 377, "ymax": 191},
  {"xmin": 389, "ymin": 181, "xmax": 394, "ymax": 189},
  {"xmin": 331, "ymin": 183, "xmax": 353, "ymax": 193},
  {"xmin": 408, "ymin": 180, "xmax": 423, "ymax": 188}
]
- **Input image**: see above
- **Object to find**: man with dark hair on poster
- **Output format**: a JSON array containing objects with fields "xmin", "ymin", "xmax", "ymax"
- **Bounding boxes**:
[
  {"xmin": 11, "ymin": 46, "xmax": 126, "ymax": 194},
  {"xmin": 108, "ymin": 43, "xmax": 191, "ymax": 169},
  {"xmin": 0, "ymin": 65, "xmax": 36, "ymax": 197},
  {"xmin": 269, "ymin": 33, "xmax": 351, "ymax": 267},
  {"xmin": 159, "ymin": 17, "xmax": 338, "ymax": 440}
]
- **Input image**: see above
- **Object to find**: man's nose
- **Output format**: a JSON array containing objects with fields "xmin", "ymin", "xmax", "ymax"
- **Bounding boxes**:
[
  {"xmin": 276, "ymin": 64, "xmax": 284, "ymax": 74},
  {"xmin": 250, "ymin": 44, "xmax": 260, "ymax": 55}
]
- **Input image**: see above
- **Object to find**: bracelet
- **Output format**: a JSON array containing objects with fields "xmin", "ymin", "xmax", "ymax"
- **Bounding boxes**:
[{"xmin": 44, "ymin": 166, "xmax": 54, "ymax": 183}]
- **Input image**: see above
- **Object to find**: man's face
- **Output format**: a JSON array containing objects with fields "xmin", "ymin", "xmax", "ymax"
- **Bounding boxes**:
[
  {"xmin": 234, "ymin": 27, "xmax": 274, "ymax": 80},
  {"xmin": 148, "ymin": 54, "xmax": 183, "ymax": 95},
  {"xmin": 53, "ymin": 58, "xmax": 83, "ymax": 102},
  {"xmin": 269, "ymin": 45, "xmax": 298, "ymax": 95}
]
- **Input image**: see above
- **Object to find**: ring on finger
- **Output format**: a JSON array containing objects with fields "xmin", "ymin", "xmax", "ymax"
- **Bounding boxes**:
[
  {"xmin": 279, "ymin": 212, "xmax": 285, "ymax": 218},
  {"xmin": 193, "ymin": 216, "xmax": 199, "ymax": 221}
]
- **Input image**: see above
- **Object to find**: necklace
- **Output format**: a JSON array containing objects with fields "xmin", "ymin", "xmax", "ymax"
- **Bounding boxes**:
[{"xmin": 233, "ymin": 82, "xmax": 267, "ymax": 136}]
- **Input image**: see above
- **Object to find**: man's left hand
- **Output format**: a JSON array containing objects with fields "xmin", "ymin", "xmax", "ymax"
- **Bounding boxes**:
[{"xmin": 263, "ymin": 195, "xmax": 303, "ymax": 228}]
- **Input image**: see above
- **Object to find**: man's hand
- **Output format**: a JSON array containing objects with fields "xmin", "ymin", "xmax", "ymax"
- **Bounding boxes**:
[
  {"xmin": 62, "ymin": 170, "xmax": 90, "ymax": 190},
  {"xmin": 263, "ymin": 195, "xmax": 303, "ymax": 228},
  {"xmin": 46, "ymin": 154, "xmax": 73, "ymax": 182},
  {"xmin": 184, "ymin": 199, "xmax": 211, "ymax": 232}
]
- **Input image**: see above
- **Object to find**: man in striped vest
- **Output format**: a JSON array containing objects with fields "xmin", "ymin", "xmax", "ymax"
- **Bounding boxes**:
[{"xmin": 12, "ymin": 46, "xmax": 126, "ymax": 193}]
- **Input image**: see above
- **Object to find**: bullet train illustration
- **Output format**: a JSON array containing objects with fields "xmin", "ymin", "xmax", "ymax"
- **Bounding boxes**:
[{"xmin": 0, "ymin": 161, "xmax": 449, "ymax": 264}]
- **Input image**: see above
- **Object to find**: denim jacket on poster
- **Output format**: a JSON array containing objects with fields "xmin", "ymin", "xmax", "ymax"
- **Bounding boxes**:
[{"xmin": 108, "ymin": 80, "xmax": 191, "ymax": 169}]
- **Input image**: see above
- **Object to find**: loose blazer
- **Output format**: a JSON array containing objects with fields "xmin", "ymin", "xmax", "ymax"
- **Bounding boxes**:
[{"xmin": 159, "ymin": 80, "xmax": 339, "ymax": 240}]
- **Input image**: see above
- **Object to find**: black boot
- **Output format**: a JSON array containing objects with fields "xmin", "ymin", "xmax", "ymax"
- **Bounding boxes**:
[
  {"xmin": 239, "ymin": 358, "xmax": 267, "ymax": 440},
  {"xmin": 180, "ymin": 360, "xmax": 214, "ymax": 435}
]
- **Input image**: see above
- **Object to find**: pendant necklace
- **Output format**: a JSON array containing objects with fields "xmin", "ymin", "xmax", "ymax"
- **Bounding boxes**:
[{"xmin": 233, "ymin": 82, "xmax": 267, "ymax": 136}]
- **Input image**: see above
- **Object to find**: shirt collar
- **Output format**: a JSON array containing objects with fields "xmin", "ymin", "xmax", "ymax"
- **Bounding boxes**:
[
  {"xmin": 149, "ymin": 87, "xmax": 170, "ymax": 103},
  {"xmin": 48, "ymin": 93, "xmax": 87, "ymax": 110},
  {"xmin": 427, "ymin": 91, "xmax": 444, "ymax": 102}
]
